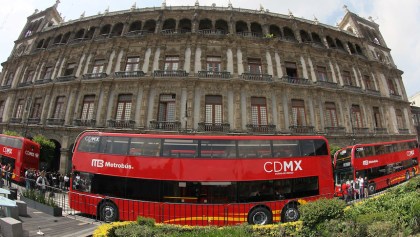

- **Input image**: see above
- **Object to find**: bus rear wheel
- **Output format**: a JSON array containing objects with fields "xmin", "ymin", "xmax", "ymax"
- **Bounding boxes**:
[
  {"xmin": 248, "ymin": 207, "xmax": 272, "ymax": 225},
  {"xmin": 281, "ymin": 203, "xmax": 300, "ymax": 222},
  {"xmin": 99, "ymin": 201, "xmax": 119, "ymax": 222},
  {"xmin": 405, "ymin": 171, "xmax": 410, "ymax": 181},
  {"xmin": 368, "ymin": 183, "xmax": 376, "ymax": 195}
]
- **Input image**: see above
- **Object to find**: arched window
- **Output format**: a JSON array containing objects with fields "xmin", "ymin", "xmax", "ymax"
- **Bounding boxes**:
[
  {"xmin": 283, "ymin": 27, "xmax": 296, "ymax": 41},
  {"xmin": 235, "ymin": 21, "xmax": 248, "ymax": 33},
  {"xmin": 250, "ymin": 22, "xmax": 262, "ymax": 36},
  {"xmin": 143, "ymin": 20, "xmax": 156, "ymax": 33},
  {"xmin": 162, "ymin": 19, "xmax": 176, "ymax": 31},
  {"xmin": 269, "ymin": 25, "xmax": 281, "ymax": 38},
  {"xmin": 110, "ymin": 23, "xmax": 124, "ymax": 37},
  {"xmin": 74, "ymin": 29, "xmax": 85, "ymax": 39},
  {"xmin": 61, "ymin": 32, "xmax": 71, "ymax": 44},
  {"xmin": 347, "ymin": 42, "xmax": 356, "ymax": 54},
  {"xmin": 100, "ymin": 24, "xmax": 111, "ymax": 35},
  {"xmin": 311, "ymin": 33, "xmax": 322, "ymax": 45},
  {"xmin": 53, "ymin": 34, "xmax": 62, "ymax": 44},
  {"xmin": 199, "ymin": 19, "xmax": 212, "ymax": 31},
  {"xmin": 326, "ymin": 36, "xmax": 335, "ymax": 48},
  {"xmin": 215, "ymin": 19, "xmax": 228, "ymax": 34},
  {"xmin": 129, "ymin": 21, "xmax": 142, "ymax": 32},
  {"xmin": 300, "ymin": 30, "xmax": 311, "ymax": 42},
  {"xmin": 85, "ymin": 27, "xmax": 96, "ymax": 39},
  {"xmin": 179, "ymin": 19, "xmax": 192, "ymax": 33}
]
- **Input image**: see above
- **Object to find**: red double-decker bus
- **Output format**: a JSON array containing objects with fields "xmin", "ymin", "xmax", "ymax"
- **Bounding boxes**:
[
  {"xmin": 69, "ymin": 131, "xmax": 334, "ymax": 225},
  {"xmin": 0, "ymin": 134, "xmax": 40, "ymax": 182},
  {"xmin": 334, "ymin": 139, "xmax": 419, "ymax": 196}
]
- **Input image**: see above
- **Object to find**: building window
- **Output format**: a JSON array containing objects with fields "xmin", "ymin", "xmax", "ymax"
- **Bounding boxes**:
[
  {"xmin": 63, "ymin": 63, "xmax": 76, "ymax": 76},
  {"xmin": 351, "ymin": 105, "xmax": 363, "ymax": 128},
  {"xmin": 325, "ymin": 102, "xmax": 338, "ymax": 127},
  {"xmin": 43, "ymin": 67, "xmax": 53, "ymax": 80},
  {"xmin": 115, "ymin": 94, "xmax": 132, "ymax": 121},
  {"xmin": 125, "ymin": 57, "xmax": 140, "ymax": 72},
  {"xmin": 285, "ymin": 62, "xmax": 298, "ymax": 78},
  {"xmin": 205, "ymin": 95, "xmax": 222, "ymax": 124},
  {"xmin": 26, "ymin": 70, "xmax": 35, "ymax": 83},
  {"xmin": 396, "ymin": 109, "xmax": 404, "ymax": 128},
  {"xmin": 0, "ymin": 101, "xmax": 5, "ymax": 122},
  {"xmin": 31, "ymin": 98, "xmax": 42, "ymax": 118},
  {"xmin": 81, "ymin": 95, "xmax": 95, "ymax": 120},
  {"xmin": 92, "ymin": 60, "xmax": 105, "ymax": 73},
  {"xmin": 206, "ymin": 56, "xmax": 221, "ymax": 72},
  {"xmin": 342, "ymin": 70, "xmax": 353, "ymax": 86},
  {"xmin": 291, "ymin": 99, "xmax": 306, "ymax": 126},
  {"xmin": 53, "ymin": 96, "xmax": 65, "ymax": 118},
  {"xmin": 373, "ymin": 107, "xmax": 382, "ymax": 128},
  {"xmin": 248, "ymin": 58, "xmax": 262, "ymax": 74},
  {"xmin": 251, "ymin": 97, "xmax": 267, "ymax": 126},
  {"xmin": 164, "ymin": 56, "xmax": 179, "ymax": 71},
  {"xmin": 364, "ymin": 75, "xmax": 374, "ymax": 90},
  {"xmin": 316, "ymin": 66, "xmax": 328, "ymax": 82},
  {"xmin": 387, "ymin": 79, "xmax": 398, "ymax": 95},
  {"xmin": 15, "ymin": 99, "xmax": 25, "ymax": 119},
  {"xmin": 4, "ymin": 73, "xmax": 14, "ymax": 86},
  {"xmin": 158, "ymin": 94, "xmax": 176, "ymax": 122}
]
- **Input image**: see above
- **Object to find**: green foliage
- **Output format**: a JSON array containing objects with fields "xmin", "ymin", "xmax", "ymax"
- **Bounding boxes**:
[
  {"xmin": 33, "ymin": 134, "xmax": 55, "ymax": 170},
  {"xmin": 3, "ymin": 130, "xmax": 21, "ymax": 136},
  {"xmin": 136, "ymin": 216, "xmax": 155, "ymax": 227},
  {"xmin": 366, "ymin": 221, "xmax": 398, "ymax": 237},
  {"xmin": 329, "ymin": 144, "xmax": 341, "ymax": 162},
  {"xmin": 317, "ymin": 219, "xmax": 358, "ymax": 237},
  {"xmin": 300, "ymin": 198, "xmax": 346, "ymax": 228},
  {"xmin": 21, "ymin": 189, "xmax": 58, "ymax": 207}
]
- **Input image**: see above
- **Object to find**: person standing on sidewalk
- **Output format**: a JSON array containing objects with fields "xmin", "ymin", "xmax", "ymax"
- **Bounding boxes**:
[
  {"xmin": 5, "ymin": 164, "xmax": 12, "ymax": 188},
  {"xmin": 36, "ymin": 171, "xmax": 49, "ymax": 195}
]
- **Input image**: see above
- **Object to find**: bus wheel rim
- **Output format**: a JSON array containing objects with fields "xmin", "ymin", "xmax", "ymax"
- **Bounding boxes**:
[
  {"xmin": 253, "ymin": 211, "xmax": 268, "ymax": 225},
  {"xmin": 285, "ymin": 209, "xmax": 297, "ymax": 221},
  {"xmin": 104, "ymin": 206, "xmax": 115, "ymax": 220}
]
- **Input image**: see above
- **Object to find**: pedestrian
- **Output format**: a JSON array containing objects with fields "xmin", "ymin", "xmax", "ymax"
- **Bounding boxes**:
[
  {"xmin": 5, "ymin": 164, "xmax": 12, "ymax": 188},
  {"xmin": 364, "ymin": 177, "xmax": 369, "ymax": 198},
  {"xmin": 341, "ymin": 181, "xmax": 349, "ymax": 202},
  {"xmin": 59, "ymin": 173, "xmax": 64, "ymax": 190},
  {"xmin": 25, "ymin": 169, "xmax": 31, "ymax": 190},
  {"xmin": 64, "ymin": 173, "xmax": 70, "ymax": 190},
  {"xmin": 358, "ymin": 176, "xmax": 364, "ymax": 198},
  {"xmin": 36, "ymin": 171, "xmax": 49, "ymax": 195}
]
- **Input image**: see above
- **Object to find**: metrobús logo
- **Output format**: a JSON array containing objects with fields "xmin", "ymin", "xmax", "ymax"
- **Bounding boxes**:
[
  {"xmin": 407, "ymin": 150, "xmax": 415, "ymax": 157},
  {"xmin": 264, "ymin": 160, "xmax": 302, "ymax": 175},
  {"xmin": 91, "ymin": 159, "xmax": 134, "ymax": 169},
  {"xmin": 362, "ymin": 160, "xmax": 378, "ymax": 166},
  {"xmin": 2, "ymin": 147, "xmax": 13, "ymax": 155}
]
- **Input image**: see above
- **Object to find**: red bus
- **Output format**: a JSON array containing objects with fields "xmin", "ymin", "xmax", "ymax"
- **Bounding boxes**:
[
  {"xmin": 0, "ymin": 134, "xmax": 40, "ymax": 182},
  {"xmin": 333, "ymin": 139, "xmax": 419, "ymax": 196},
  {"xmin": 69, "ymin": 131, "xmax": 334, "ymax": 225}
]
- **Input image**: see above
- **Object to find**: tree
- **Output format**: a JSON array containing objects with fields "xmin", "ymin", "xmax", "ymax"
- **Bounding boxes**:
[
  {"xmin": 3, "ymin": 130, "xmax": 21, "ymax": 137},
  {"xmin": 329, "ymin": 144, "xmax": 342, "ymax": 164},
  {"xmin": 33, "ymin": 135, "xmax": 56, "ymax": 171}
]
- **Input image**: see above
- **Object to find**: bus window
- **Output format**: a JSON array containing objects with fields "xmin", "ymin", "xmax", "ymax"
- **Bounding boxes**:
[
  {"xmin": 238, "ymin": 140, "xmax": 271, "ymax": 158},
  {"xmin": 163, "ymin": 139, "xmax": 198, "ymax": 158},
  {"xmin": 129, "ymin": 138, "xmax": 161, "ymax": 156},
  {"xmin": 200, "ymin": 140, "xmax": 236, "ymax": 158},
  {"xmin": 272, "ymin": 140, "xmax": 299, "ymax": 157},
  {"xmin": 300, "ymin": 140, "xmax": 316, "ymax": 156},
  {"xmin": 314, "ymin": 140, "xmax": 328, "ymax": 155},
  {"xmin": 78, "ymin": 135, "xmax": 100, "ymax": 152},
  {"xmin": 99, "ymin": 136, "xmax": 130, "ymax": 155}
]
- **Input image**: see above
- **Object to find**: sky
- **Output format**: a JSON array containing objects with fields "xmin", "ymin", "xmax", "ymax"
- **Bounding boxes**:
[{"xmin": 0, "ymin": 0, "xmax": 419, "ymax": 97}]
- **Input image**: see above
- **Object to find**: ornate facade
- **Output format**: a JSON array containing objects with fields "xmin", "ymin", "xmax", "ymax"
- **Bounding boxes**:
[{"xmin": 0, "ymin": 3, "xmax": 415, "ymax": 173}]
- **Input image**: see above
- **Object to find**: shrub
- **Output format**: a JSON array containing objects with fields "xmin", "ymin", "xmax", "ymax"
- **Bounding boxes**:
[
  {"xmin": 114, "ymin": 224, "xmax": 155, "ymax": 237},
  {"xmin": 317, "ymin": 219, "xmax": 358, "ymax": 237},
  {"xmin": 136, "ymin": 216, "xmax": 155, "ymax": 227},
  {"xmin": 300, "ymin": 198, "xmax": 346, "ymax": 228},
  {"xmin": 366, "ymin": 221, "xmax": 398, "ymax": 237},
  {"xmin": 93, "ymin": 222, "xmax": 133, "ymax": 237}
]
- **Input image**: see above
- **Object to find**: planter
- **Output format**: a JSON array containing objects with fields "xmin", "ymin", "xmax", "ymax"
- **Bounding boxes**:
[{"xmin": 20, "ymin": 196, "xmax": 62, "ymax": 217}]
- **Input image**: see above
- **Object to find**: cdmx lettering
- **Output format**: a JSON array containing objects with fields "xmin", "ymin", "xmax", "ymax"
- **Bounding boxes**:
[
  {"xmin": 2, "ymin": 147, "xmax": 13, "ymax": 155},
  {"xmin": 264, "ymin": 160, "xmax": 302, "ymax": 174}
]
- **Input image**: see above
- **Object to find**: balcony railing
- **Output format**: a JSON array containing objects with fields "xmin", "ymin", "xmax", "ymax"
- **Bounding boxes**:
[
  {"xmin": 34, "ymin": 79, "xmax": 52, "ymax": 85},
  {"xmin": 124, "ymin": 30, "xmax": 149, "ymax": 37},
  {"xmin": 390, "ymin": 93, "xmax": 402, "ymax": 100},
  {"xmin": 316, "ymin": 80, "xmax": 338, "ymax": 89},
  {"xmin": 398, "ymin": 128, "xmax": 409, "ymax": 134},
  {"xmin": 149, "ymin": 121, "xmax": 181, "ymax": 131},
  {"xmin": 281, "ymin": 36, "xmax": 298, "ymax": 43},
  {"xmin": 343, "ymin": 84, "xmax": 362, "ymax": 93},
  {"xmin": 56, "ymin": 75, "xmax": 76, "ymax": 82},
  {"xmin": 0, "ymin": 85, "xmax": 12, "ymax": 90},
  {"xmin": 197, "ymin": 29, "xmax": 226, "ymax": 36},
  {"xmin": 82, "ymin": 73, "xmax": 108, "ymax": 80},
  {"xmin": 289, "ymin": 126, "xmax": 315, "ymax": 134},
  {"xmin": 198, "ymin": 122, "xmax": 230, "ymax": 132},
  {"xmin": 281, "ymin": 76, "xmax": 311, "ymax": 85},
  {"xmin": 153, "ymin": 70, "xmax": 188, "ymax": 78},
  {"xmin": 27, "ymin": 118, "xmax": 41, "ymax": 125},
  {"xmin": 9, "ymin": 118, "xmax": 22, "ymax": 124},
  {"xmin": 46, "ymin": 118, "xmax": 65, "ymax": 126},
  {"xmin": 241, "ymin": 73, "xmax": 272, "ymax": 82},
  {"xmin": 68, "ymin": 38, "xmax": 88, "ymax": 45},
  {"xmin": 18, "ymin": 81, "xmax": 33, "ymax": 87},
  {"xmin": 114, "ymin": 71, "xmax": 145, "ymax": 78},
  {"xmin": 197, "ymin": 71, "xmax": 231, "ymax": 79},
  {"xmin": 236, "ymin": 32, "xmax": 263, "ymax": 38},
  {"xmin": 107, "ymin": 119, "xmax": 135, "ymax": 129},
  {"xmin": 374, "ymin": 127, "xmax": 387, "ymax": 134},
  {"xmin": 311, "ymin": 41, "xmax": 325, "ymax": 48},
  {"xmin": 246, "ymin": 124, "xmax": 276, "ymax": 133},
  {"xmin": 161, "ymin": 29, "xmax": 177, "ymax": 35},
  {"xmin": 352, "ymin": 127, "xmax": 370, "ymax": 134},
  {"xmin": 73, "ymin": 119, "xmax": 96, "ymax": 127},
  {"xmin": 365, "ymin": 89, "xmax": 380, "ymax": 96},
  {"xmin": 94, "ymin": 34, "xmax": 110, "ymax": 41},
  {"xmin": 325, "ymin": 126, "xmax": 346, "ymax": 135}
]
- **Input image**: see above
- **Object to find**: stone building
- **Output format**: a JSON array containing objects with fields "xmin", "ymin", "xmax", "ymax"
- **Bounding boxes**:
[{"xmin": 0, "ymin": 3, "xmax": 416, "ymax": 173}]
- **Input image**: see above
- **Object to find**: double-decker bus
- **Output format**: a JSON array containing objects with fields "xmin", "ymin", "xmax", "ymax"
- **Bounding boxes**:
[
  {"xmin": 334, "ymin": 139, "xmax": 419, "ymax": 196},
  {"xmin": 0, "ymin": 134, "xmax": 40, "ymax": 182},
  {"xmin": 69, "ymin": 131, "xmax": 334, "ymax": 225}
]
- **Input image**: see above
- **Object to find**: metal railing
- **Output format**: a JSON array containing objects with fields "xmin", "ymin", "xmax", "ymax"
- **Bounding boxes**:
[
  {"xmin": 149, "ymin": 121, "xmax": 181, "ymax": 131},
  {"xmin": 56, "ymin": 75, "xmax": 76, "ymax": 82},
  {"xmin": 124, "ymin": 30, "xmax": 150, "ymax": 37},
  {"xmin": 34, "ymin": 79, "xmax": 52, "ymax": 85},
  {"xmin": 107, "ymin": 119, "xmax": 135, "ymax": 129},
  {"xmin": 153, "ymin": 70, "xmax": 188, "ymax": 77},
  {"xmin": 343, "ymin": 84, "xmax": 362, "ymax": 93},
  {"xmin": 241, "ymin": 73, "xmax": 272, "ymax": 81},
  {"xmin": 9, "ymin": 118, "xmax": 22, "ymax": 124},
  {"xmin": 197, "ymin": 71, "xmax": 231, "ymax": 79},
  {"xmin": 352, "ymin": 127, "xmax": 370, "ymax": 134},
  {"xmin": 246, "ymin": 124, "xmax": 276, "ymax": 133},
  {"xmin": 316, "ymin": 81, "xmax": 338, "ymax": 89},
  {"xmin": 289, "ymin": 125, "xmax": 314, "ymax": 134},
  {"xmin": 27, "ymin": 118, "xmax": 41, "ymax": 125},
  {"xmin": 236, "ymin": 32, "xmax": 263, "ymax": 38},
  {"xmin": 374, "ymin": 127, "xmax": 387, "ymax": 134},
  {"xmin": 398, "ymin": 128, "xmax": 409, "ymax": 134},
  {"xmin": 82, "ymin": 73, "xmax": 108, "ymax": 79},
  {"xmin": 325, "ymin": 126, "xmax": 346, "ymax": 135},
  {"xmin": 114, "ymin": 71, "xmax": 145, "ymax": 78},
  {"xmin": 198, "ymin": 122, "xmax": 230, "ymax": 132},
  {"xmin": 46, "ymin": 118, "xmax": 65, "ymax": 126},
  {"xmin": 197, "ymin": 29, "xmax": 226, "ymax": 35},
  {"xmin": 281, "ymin": 76, "xmax": 311, "ymax": 85},
  {"xmin": 73, "ymin": 119, "xmax": 96, "ymax": 127},
  {"xmin": 18, "ymin": 81, "xmax": 33, "ymax": 87}
]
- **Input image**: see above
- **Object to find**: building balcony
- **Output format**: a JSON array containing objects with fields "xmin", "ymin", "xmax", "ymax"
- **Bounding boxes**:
[
  {"xmin": 198, "ymin": 122, "xmax": 230, "ymax": 132},
  {"xmin": 390, "ymin": 93, "xmax": 402, "ymax": 100},
  {"xmin": 18, "ymin": 81, "xmax": 33, "ymax": 87},
  {"xmin": 246, "ymin": 124, "xmax": 276, "ymax": 133},
  {"xmin": 197, "ymin": 29, "xmax": 226, "ymax": 36},
  {"xmin": 197, "ymin": 71, "xmax": 231, "ymax": 79},
  {"xmin": 107, "ymin": 119, "xmax": 135, "ymax": 129},
  {"xmin": 310, "ymin": 41, "xmax": 325, "ymax": 48},
  {"xmin": 398, "ymin": 128, "xmax": 409, "ymax": 134},
  {"xmin": 241, "ymin": 73, "xmax": 272, "ymax": 82},
  {"xmin": 46, "ymin": 118, "xmax": 65, "ymax": 126},
  {"xmin": 153, "ymin": 70, "xmax": 188, "ymax": 78},
  {"xmin": 149, "ymin": 120, "xmax": 181, "ymax": 131},
  {"xmin": 289, "ymin": 125, "xmax": 315, "ymax": 134},
  {"xmin": 281, "ymin": 76, "xmax": 311, "ymax": 85},
  {"xmin": 94, "ymin": 34, "xmax": 110, "ymax": 41},
  {"xmin": 56, "ymin": 75, "xmax": 76, "ymax": 82},
  {"xmin": 124, "ymin": 30, "xmax": 150, "ymax": 37},
  {"xmin": 68, "ymin": 38, "xmax": 88, "ymax": 45},
  {"xmin": 34, "ymin": 79, "xmax": 52, "ymax": 85},
  {"xmin": 352, "ymin": 127, "xmax": 370, "ymax": 134},
  {"xmin": 325, "ymin": 126, "xmax": 346, "ymax": 135},
  {"xmin": 365, "ymin": 89, "xmax": 380, "ymax": 96},
  {"xmin": 236, "ymin": 31, "xmax": 263, "ymax": 38},
  {"xmin": 316, "ymin": 80, "xmax": 338, "ymax": 89},
  {"xmin": 27, "ymin": 118, "xmax": 41, "ymax": 125},
  {"xmin": 82, "ymin": 73, "xmax": 108, "ymax": 80},
  {"xmin": 0, "ymin": 85, "xmax": 11, "ymax": 90},
  {"xmin": 114, "ymin": 71, "xmax": 145, "ymax": 78},
  {"xmin": 73, "ymin": 119, "xmax": 96, "ymax": 127},
  {"xmin": 161, "ymin": 29, "xmax": 177, "ymax": 35},
  {"xmin": 374, "ymin": 127, "xmax": 387, "ymax": 134},
  {"xmin": 343, "ymin": 84, "xmax": 362, "ymax": 93},
  {"xmin": 9, "ymin": 118, "xmax": 22, "ymax": 124},
  {"xmin": 281, "ymin": 36, "xmax": 298, "ymax": 43}
]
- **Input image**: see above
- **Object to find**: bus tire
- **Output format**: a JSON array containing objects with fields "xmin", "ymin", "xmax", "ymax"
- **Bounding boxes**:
[
  {"xmin": 412, "ymin": 168, "xmax": 416, "ymax": 177},
  {"xmin": 368, "ymin": 183, "xmax": 376, "ymax": 195},
  {"xmin": 247, "ymin": 206, "xmax": 272, "ymax": 225},
  {"xmin": 405, "ymin": 171, "xmax": 410, "ymax": 181},
  {"xmin": 99, "ymin": 201, "xmax": 119, "ymax": 222},
  {"xmin": 281, "ymin": 203, "xmax": 300, "ymax": 222}
]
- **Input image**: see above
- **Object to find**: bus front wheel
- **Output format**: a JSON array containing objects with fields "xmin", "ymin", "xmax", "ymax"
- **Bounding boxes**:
[
  {"xmin": 281, "ymin": 203, "xmax": 300, "ymax": 222},
  {"xmin": 99, "ymin": 201, "xmax": 119, "ymax": 222},
  {"xmin": 405, "ymin": 171, "xmax": 410, "ymax": 181},
  {"xmin": 368, "ymin": 183, "xmax": 376, "ymax": 195},
  {"xmin": 248, "ymin": 207, "xmax": 272, "ymax": 225}
]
